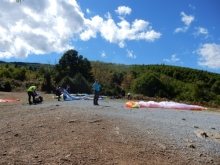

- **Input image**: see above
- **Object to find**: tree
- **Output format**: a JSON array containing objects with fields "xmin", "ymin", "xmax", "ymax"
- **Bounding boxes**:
[
  {"xmin": 55, "ymin": 49, "xmax": 93, "ymax": 81},
  {"xmin": 71, "ymin": 73, "xmax": 92, "ymax": 94},
  {"xmin": 131, "ymin": 73, "xmax": 165, "ymax": 97},
  {"xmin": 191, "ymin": 82, "xmax": 205, "ymax": 102},
  {"xmin": 10, "ymin": 66, "xmax": 26, "ymax": 81},
  {"xmin": 38, "ymin": 65, "xmax": 55, "ymax": 92},
  {"xmin": 4, "ymin": 81, "xmax": 11, "ymax": 92},
  {"xmin": 77, "ymin": 55, "xmax": 93, "ymax": 81},
  {"xmin": 0, "ymin": 67, "xmax": 13, "ymax": 78},
  {"xmin": 121, "ymin": 73, "xmax": 134, "ymax": 90},
  {"xmin": 211, "ymin": 80, "xmax": 220, "ymax": 95}
]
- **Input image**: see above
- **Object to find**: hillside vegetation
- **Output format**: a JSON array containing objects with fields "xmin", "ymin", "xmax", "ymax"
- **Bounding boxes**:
[{"xmin": 1, "ymin": 49, "xmax": 220, "ymax": 107}]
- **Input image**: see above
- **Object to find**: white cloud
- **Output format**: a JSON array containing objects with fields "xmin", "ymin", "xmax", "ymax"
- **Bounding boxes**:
[
  {"xmin": 174, "ymin": 27, "xmax": 188, "ymax": 33},
  {"xmin": 0, "ymin": 1, "xmax": 161, "ymax": 59},
  {"xmin": 104, "ymin": 12, "xmax": 112, "ymax": 19},
  {"xmin": 196, "ymin": 43, "xmax": 220, "ymax": 69},
  {"xmin": 171, "ymin": 54, "xmax": 180, "ymax": 62},
  {"xmin": 118, "ymin": 41, "xmax": 126, "ymax": 48},
  {"xmin": 80, "ymin": 16, "xmax": 161, "ymax": 48},
  {"xmin": 126, "ymin": 49, "xmax": 136, "ymax": 59},
  {"xmin": 189, "ymin": 4, "xmax": 196, "ymax": 10},
  {"xmin": 163, "ymin": 54, "xmax": 180, "ymax": 62},
  {"xmin": 194, "ymin": 27, "xmax": 209, "ymax": 38},
  {"xmin": 0, "ymin": 0, "xmax": 84, "ymax": 59},
  {"xmin": 86, "ymin": 9, "xmax": 91, "ymax": 14},
  {"xmin": 174, "ymin": 12, "xmax": 194, "ymax": 33},
  {"xmin": 79, "ymin": 15, "xmax": 103, "ymax": 41},
  {"xmin": 196, "ymin": 27, "xmax": 208, "ymax": 35},
  {"xmin": 115, "ymin": 6, "xmax": 132, "ymax": 15},
  {"xmin": 101, "ymin": 51, "xmax": 107, "ymax": 58},
  {"xmin": 181, "ymin": 12, "xmax": 194, "ymax": 26}
]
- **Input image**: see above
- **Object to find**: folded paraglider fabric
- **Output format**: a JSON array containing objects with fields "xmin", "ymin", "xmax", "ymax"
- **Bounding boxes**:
[
  {"xmin": 126, "ymin": 101, "xmax": 205, "ymax": 110},
  {"xmin": 0, "ymin": 98, "xmax": 20, "ymax": 103},
  {"xmin": 53, "ymin": 90, "xmax": 106, "ymax": 101}
]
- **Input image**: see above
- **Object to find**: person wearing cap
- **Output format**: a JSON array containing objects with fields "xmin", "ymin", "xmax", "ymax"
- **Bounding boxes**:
[
  {"xmin": 27, "ymin": 85, "xmax": 37, "ymax": 105},
  {"xmin": 93, "ymin": 79, "xmax": 100, "ymax": 105}
]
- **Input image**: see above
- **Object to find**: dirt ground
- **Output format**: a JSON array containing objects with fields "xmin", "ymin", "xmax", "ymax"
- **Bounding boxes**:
[{"xmin": 0, "ymin": 92, "xmax": 220, "ymax": 165}]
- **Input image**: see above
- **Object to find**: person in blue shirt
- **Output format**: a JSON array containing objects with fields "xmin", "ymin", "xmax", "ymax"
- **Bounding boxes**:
[{"xmin": 93, "ymin": 79, "xmax": 100, "ymax": 105}]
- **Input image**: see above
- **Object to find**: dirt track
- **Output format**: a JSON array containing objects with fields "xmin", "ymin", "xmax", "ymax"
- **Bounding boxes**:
[{"xmin": 0, "ymin": 92, "xmax": 220, "ymax": 165}]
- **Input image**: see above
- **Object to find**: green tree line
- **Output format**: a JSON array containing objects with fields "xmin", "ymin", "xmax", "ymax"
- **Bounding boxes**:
[{"xmin": 1, "ymin": 49, "xmax": 220, "ymax": 106}]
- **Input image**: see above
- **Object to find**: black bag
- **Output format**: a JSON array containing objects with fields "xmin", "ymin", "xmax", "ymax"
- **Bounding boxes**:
[{"xmin": 35, "ymin": 96, "xmax": 43, "ymax": 103}]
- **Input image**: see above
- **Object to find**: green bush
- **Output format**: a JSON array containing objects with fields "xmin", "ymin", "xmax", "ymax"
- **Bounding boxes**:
[{"xmin": 4, "ymin": 81, "xmax": 11, "ymax": 92}]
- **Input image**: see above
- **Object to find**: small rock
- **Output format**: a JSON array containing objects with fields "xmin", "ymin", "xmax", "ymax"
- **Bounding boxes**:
[
  {"xmin": 14, "ymin": 133, "xmax": 19, "ymax": 137},
  {"xmin": 188, "ymin": 143, "xmax": 196, "ymax": 149},
  {"xmin": 68, "ymin": 120, "xmax": 78, "ymax": 123},
  {"xmin": 201, "ymin": 132, "xmax": 208, "ymax": 138},
  {"xmin": 90, "ymin": 119, "xmax": 102, "ymax": 123}
]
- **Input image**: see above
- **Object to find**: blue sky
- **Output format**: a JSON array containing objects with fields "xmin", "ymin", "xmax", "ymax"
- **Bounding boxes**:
[{"xmin": 0, "ymin": 0, "xmax": 220, "ymax": 73}]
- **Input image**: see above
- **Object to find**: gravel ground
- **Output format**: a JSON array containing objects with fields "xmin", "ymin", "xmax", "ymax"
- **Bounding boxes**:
[
  {"xmin": 32, "ymin": 99, "xmax": 220, "ymax": 158},
  {"xmin": 1, "ymin": 92, "xmax": 220, "ymax": 164}
]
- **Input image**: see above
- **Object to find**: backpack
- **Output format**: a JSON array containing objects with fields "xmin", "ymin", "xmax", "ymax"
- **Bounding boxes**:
[{"xmin": 35, "ymin": 96, "xmax": 43, "ymax": 103}]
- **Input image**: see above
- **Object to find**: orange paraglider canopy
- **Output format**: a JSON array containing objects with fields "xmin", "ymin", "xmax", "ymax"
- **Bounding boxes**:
[{"xmin": 126, "ymin": 101, "xmax": 136, "ymax": 108}]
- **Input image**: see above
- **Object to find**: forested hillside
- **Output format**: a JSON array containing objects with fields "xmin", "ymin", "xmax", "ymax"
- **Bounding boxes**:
[{"xmin": 1, "ymin": 49, "xmax": 220, "ymax": 107}]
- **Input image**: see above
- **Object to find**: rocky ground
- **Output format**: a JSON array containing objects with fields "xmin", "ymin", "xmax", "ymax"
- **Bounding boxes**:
[{"xmin": 0, "ymin": 92, "xmax": 220, "ymax": 165}]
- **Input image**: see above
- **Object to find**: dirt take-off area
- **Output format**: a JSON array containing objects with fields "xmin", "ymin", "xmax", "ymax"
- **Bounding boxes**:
[{"xmin": 0, "ymin": 92, "xmax": 220, "ymax": 165}]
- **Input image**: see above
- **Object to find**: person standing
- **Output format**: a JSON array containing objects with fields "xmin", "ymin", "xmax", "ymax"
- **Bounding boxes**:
[
  {"xmin": 128, "ymin": 92, "xmax": 131, "ymax": 100},
  {"xmin": 56, "ymin": 86, "xmax": 62, "ymax": 101},
  {"xmin": 27, "ymin": 85, "xmax": 37, "ymax": 105},
  {"xmin": 93, "ymin": 79, "xmax": 100, "ymax": 105}
]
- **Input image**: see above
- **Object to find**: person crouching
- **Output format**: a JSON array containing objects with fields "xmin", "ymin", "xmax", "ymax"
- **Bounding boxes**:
[{"xmin": 27, "ymin": 85, "xmax": 37, "ymax": 105}]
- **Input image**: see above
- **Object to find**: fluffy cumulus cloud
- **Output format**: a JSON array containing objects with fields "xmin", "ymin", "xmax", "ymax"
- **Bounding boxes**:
[
  {"xmin": 80, "ymin": 6, "xmax": 161, "ymax": 48},
  {"xmin": 197, "ymin": 43, "xmax": 220, "ymax": 69},
  {"xmin": 0, "ymin": 0, "xmax": 161, "ymax": 59},
  {"xmin": 174, "ymin": 12, "xmax": 194, "ymax": 33},
  {"xmin": 80, "ymin": 15, "xmax": 161, "ymax": 48},
  {"xmin": 115, "ymin": 6, "xmax": 132, "ymax": 16},
  {"xmin": 0, "ymin": 0, "xmax": 84, "ymax": 59}
]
